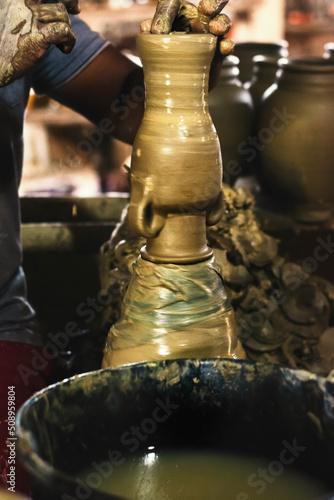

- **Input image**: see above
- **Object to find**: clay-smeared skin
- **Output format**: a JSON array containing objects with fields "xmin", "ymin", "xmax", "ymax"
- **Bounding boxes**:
[
  {"xmin": 151, "ymin": 0, "xmax": 181, "ymax": 34},
  {"xmin": 198, "ymin": 0, "xmax": 228, "ymax": 17},
  {"xmin": 209, "ymin": 13, "xmax": 231, "ymax": 36},
  {"xmin": 0, "ymin": 0, "xmax": 78, "ymax": 87},
  {"xmin": 148, "ymin": 0, "xmax": 234, "ymax": 57}
]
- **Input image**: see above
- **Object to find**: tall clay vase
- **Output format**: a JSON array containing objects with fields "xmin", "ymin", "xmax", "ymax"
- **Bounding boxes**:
[
  {"xmin": 128, "ymin": 33, "xmax": 224, "ymax": 264},
  {"xmin": 102, "ymin": 33, "xmax": 245, "ymax": 369},
  {"xmin": 208, "ymin": 55, "xmax": 254, "ymax": 184},
  {"xmin": 257, "ymin": 57, "xmax": 334, "ymax": 222}
]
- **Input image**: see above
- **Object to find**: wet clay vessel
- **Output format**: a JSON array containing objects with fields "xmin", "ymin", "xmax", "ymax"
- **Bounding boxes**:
[
  {"xmin": 102, "ymin": 33, "xmax": 244, "ymax": 368},
  {"xmin": 128, "ymin": 33, "xmax": 223, "ymax": 264}
]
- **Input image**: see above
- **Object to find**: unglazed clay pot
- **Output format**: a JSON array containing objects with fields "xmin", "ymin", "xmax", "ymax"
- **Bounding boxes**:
[
  {"xmin": 128, "ymin": 33, "xmax": 223, "ymax": 264},
  {"xmin": 233, "ymin": 41, "xmax": 289, "ymax": 85},
  {"xmin": 257, "ymin": 57, "xmax": 334, "ymax": 222},
  {"xmin": 208, "ymin": 55, "xmax": 254, "ymax": 183},
  {"xmin": 245, "ymin": 55, "xmax": 281, "ymax": 114}
]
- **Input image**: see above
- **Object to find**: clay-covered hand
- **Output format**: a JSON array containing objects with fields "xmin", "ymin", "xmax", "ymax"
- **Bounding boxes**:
[
  {"xmin": 140, "ymin": 0, "xmax": 234, "ymax": 57},
  {"xmin": 0, "ymin": 0, "xmax": 80, "ymax": 88}
]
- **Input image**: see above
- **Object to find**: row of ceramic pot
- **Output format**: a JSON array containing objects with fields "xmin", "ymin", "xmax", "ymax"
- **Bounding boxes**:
[{"xmin": 209, "ymin": 41, "xmax": 334, "ymax": 221}]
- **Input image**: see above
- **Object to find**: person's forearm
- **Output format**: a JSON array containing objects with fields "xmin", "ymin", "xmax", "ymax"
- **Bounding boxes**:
[
  {"xmin": 50, "ymin": 44, "xmax": 145, "ymax": 145},
  {"xmin": 109, "ymin": 65, "xmax": 145, "ymax": 145}
]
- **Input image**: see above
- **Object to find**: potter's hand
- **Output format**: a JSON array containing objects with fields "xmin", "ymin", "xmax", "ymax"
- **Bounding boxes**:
[
  {"xmin": 141, "ymin": 0, "xmax": 234, "ymax": 57},
  {"xmin": 0, "ymin": 0, "xmax": 80, "ymax": 88}
]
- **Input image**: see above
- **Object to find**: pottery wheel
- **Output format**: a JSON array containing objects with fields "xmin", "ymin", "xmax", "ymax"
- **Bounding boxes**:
[{"xmin": 99, "ymin": 184, "xmax": 334, "ymax": 376}]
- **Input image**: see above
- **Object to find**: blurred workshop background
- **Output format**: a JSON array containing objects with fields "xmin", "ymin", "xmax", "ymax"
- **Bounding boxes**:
[{"xmin": 20, "ymin": 0, "xmax": 334, "ymax": 198}]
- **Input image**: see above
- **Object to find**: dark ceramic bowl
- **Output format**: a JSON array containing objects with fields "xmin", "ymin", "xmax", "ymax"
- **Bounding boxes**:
[{"xmin": 17, "ymin": 359, "xmax": 334, "ymax": 500}]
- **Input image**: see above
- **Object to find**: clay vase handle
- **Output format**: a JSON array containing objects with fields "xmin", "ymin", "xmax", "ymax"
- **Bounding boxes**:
[
  {"xmin": 128, "ymin": 196, "xmax": 166, "ymax": 239},
  {"xmin": 206, "ymin": 192, "xmax": 224, "ymax": 226}
]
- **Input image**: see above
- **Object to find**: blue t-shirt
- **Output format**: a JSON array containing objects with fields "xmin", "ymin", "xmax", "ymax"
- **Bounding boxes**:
[{"xmin": 0, "ymin": 16, "xmax": 108, "ymax": 343}]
